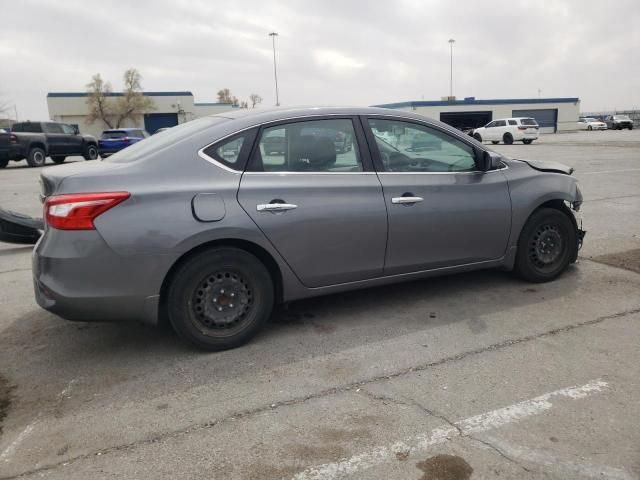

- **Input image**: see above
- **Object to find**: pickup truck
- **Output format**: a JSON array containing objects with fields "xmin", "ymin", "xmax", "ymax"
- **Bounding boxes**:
[{"xmin": 0, "ymin": 121, "xmax": 99, "ymax": 168}]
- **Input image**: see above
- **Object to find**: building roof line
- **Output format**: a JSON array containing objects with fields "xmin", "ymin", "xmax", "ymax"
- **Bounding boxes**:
[
  {"xmin": 47, "ymin": 91, "xmax": 194, "ymax": 98},
  {"xmin": 374, "ymin": 97, "xmax": 580, "ymax": 108}
]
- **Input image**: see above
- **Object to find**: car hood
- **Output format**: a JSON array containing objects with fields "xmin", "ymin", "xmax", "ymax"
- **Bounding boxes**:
[{"xmin": 515, "ymin": 158, "xmax": 574, "ymax": 175}]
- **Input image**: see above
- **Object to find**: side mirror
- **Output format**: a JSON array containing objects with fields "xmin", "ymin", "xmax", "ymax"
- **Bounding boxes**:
[{"xmin": 477, "ymin": 150, "xmax": 502, "ymax": 171}]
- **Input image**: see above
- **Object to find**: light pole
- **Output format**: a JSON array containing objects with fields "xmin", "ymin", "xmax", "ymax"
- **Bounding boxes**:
[
  {"xmin": 448, "ymin": 38, "xmax": 455, "ymax": 99},
  {"xmin": 269, "ymin": 32, "xmax": 280, "ymax": 106}
]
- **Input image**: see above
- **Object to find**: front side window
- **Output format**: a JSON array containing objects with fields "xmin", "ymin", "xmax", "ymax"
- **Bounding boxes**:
[
  {"xmin": 368, "ymin": 119, "xmax": 477, "ymax": 173},
  {"xmin": 61, "ymin": 124, "xmax": 76, "ymax": 134},
  {"xmin": 485, "ymin": 121, "xmax": 496, "ymax": 128},
  {"xmin": 44, "ymin": 123, "xmax": 64, "ymax": 134},
  {"xmin": 494, "ymin": 120, "xmax": 507, "ymax": 127},
  {"xmin": 249, "ymin": 119, "xmax": 362, "ymax": 172}
]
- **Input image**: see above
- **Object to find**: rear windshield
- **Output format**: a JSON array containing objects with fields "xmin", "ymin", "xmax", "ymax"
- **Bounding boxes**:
[
  {"xmin": 102, "ymin": 131, "xmax": 128, "ymax": 139},
  {"xmin": 105, "ymin": 117, "xmax": 226, "ymax": 163},
  {"xmin": 11, "ymin": 123, "xmax": 42, "ymax": 133},
  {"xmin": 520, "ymin": 118, "xmax": 538, "ymax": 126},
  {"xmin": 614, "ymin": 115, "xmax": 630, "ymax": 120}
]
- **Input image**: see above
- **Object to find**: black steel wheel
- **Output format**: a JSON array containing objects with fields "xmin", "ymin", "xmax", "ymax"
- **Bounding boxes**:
[
  {"xmin": 167, "ymin": 247, "xmax": 274, "ymax": 350},
  {"xmin": 514, "ymin": 208, "xmax": 577, "ymax": 282}
]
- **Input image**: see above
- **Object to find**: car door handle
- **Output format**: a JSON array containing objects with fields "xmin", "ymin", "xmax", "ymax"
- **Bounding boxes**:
[
  {"xmin": 391, "ymin": 196, "xmax": 424, "ymax": 205},
  {"xmin": 256, "ymin": 203, "xmax": 298, "ymax": 212}
]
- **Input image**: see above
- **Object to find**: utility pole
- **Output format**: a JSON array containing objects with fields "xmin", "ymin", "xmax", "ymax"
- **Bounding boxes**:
[
  {"xmin": 269, "ymin": 32, "xmax": 280, "ymax": 106},
  {"xmin": 448, "ymin": 39, "xmax": 455, "ymax": 99}
]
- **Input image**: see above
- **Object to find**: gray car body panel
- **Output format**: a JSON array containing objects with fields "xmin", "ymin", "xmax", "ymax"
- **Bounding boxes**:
[{"xmin": 33, "ymin": 106, "xmax": 582, "ymax": 325}]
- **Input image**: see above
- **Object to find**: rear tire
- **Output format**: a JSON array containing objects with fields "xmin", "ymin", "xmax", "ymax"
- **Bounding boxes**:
[
  {"xmin": 514, "ymin": 208, "xmax": 576, "ymax": 283},
  {"xmin": 523, "ymin": 139, "xmax": 533, "ymax": 145},
  {"xmin": 26, "ymin": 147, "xmax": 46, "ymax": 167},
  {"xmin": 587, "ymin": 125, "xmax": 593, "ymax": 131},
  {"xmin": 83, "ymin": 144, "xmax": 98, "ymax": 160},
  {"xmin": 0, "ymin": 157, "xmax": 8, "ymax": 169},
  {"xmin": 473, "ymin": 133, "xmax": 482, "ymax": 142},
  {"xmin": 51, "ymin": 156, "xmax": 66, "ymax": 164},
  {"xmin": 629, "ymin": 125, "xmax": 634, "ymax": 130},
  {"xmin": 491, "ymin": 141, "xmax": 499, "ymax": 145},
  {"xmin": 167, "ymin": 247, "xmax": 274, "ymax": 351},
  {"xmin": 503, "ymin": 133, "xmax": 514, "ymax": 145}
]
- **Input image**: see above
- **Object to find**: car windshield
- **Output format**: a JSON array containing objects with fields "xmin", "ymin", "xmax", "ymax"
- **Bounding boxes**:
[
  {"xmin": 520, "ymin": 118, "xmax": 538, "ymax": 126},
  {"xmin": 105, "ymin": 117, "xmax": 226, "ymax": 163}
]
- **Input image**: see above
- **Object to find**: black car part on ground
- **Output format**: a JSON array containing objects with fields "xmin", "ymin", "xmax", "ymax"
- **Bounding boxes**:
[{"xmin": 0, "ymin": 208, "xmax": 43, "ymax": 244}]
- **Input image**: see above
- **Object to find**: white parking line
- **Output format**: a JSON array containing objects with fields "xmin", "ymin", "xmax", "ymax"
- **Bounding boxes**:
[
  {"xmin": 581, "ymin": 168, "xmax": 640, "ymax": 175},
  {"xmin": 292, "ymin": 379, "xmax": 609, "ymax": 480}
]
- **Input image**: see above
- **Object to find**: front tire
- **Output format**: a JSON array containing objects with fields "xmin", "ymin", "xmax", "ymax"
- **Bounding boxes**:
[
  {"xmin": 0, "ymin": 157, "xmax": 8, "ymax": 169},
  {"xmin": 503, "ymin": 133, "xmax": 514, "ymax": 145},
  {"xmin": 514, "ymin": 208, "xmax": 577, "ymax": 283},
  {"xmin": 523, "ymin": 139, "xmax": 533, "ymax": 145},
  {"xmin": 26, "ymin": 147, "xmax": 46, "ymax": 167},
  {"xmin": 83, "ymin": 144, "xmax": 98, "ymax": 160},
  {"xmin": 167, "ymin": 247, "xmax": 274, "ymax": 351},
  {"xmin": 473, "ymin": 133, "xmax": 482, "ymax": 143},
  {"xmin": 587, "ymin": 125, "xmax": 592, "ymax": 131}
]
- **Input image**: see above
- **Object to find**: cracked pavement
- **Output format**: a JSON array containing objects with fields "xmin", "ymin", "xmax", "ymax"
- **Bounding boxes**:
[{"xmin": 1, "ymin": 130, "xmax": 640, "ymax": 479}]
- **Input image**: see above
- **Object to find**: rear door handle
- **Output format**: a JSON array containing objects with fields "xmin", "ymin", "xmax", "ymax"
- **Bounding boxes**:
[
  {"xmin": 391, "ymin": 196, "xmax": 424, "ymax": 205},
  {"xmin": 257, "ymin": 203, "xmax": 298, "ymax": 212}
]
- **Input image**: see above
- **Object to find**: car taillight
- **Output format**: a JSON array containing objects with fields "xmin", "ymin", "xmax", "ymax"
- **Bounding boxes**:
[
  {"xmin": 518, "ymin": 126, "xmax": 528, "ymax": 130},
  {"xmin": 44, "ymin": 192, "xmax": 130, "ymax": 230}
]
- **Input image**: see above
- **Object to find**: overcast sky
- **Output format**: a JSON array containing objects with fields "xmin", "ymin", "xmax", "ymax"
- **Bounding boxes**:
[{"xmin": 1, "ymin": 0, "xmax": 639, "ymax": 120}]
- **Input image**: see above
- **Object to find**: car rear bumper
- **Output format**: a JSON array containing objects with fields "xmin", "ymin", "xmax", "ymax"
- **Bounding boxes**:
[{"xmin": 32, "ymin": 229, "xmax": 172, "ymax": 325}]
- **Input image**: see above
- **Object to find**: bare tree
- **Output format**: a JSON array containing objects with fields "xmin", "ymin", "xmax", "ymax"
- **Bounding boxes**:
[
  {"xmin": 217, "ymin": 88, "xmax": 233, "ymax": 104},
  {"xmin": 249, "ymin": 93, "xmax": 262, "ymax": 108},
  {"xmin": 239, "ymin": 101, "xmax": 249, "ymax": 109},
  {"xmin": 114, "ymin": 69, "xmax": 154, "ymax": 127},
  {"xmin": 86, "ymin": 73, "xmax": 115, "ymax": 128},
  {"xmin": 86, "ymin": 69, "xmax": 154, "ymax": 129}
]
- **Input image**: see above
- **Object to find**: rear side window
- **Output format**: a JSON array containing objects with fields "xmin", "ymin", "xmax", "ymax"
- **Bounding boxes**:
[
  {"xmin": 102, "ymin": 131, "xmax": 128, "ymax": 139},
  {"xmin": 508, "ymin": 120, "xmax": 517, "ymax": 126},
  {"xmin": 248, "ymin": 119, "xmax": 362, "ymax": 173},
  {"xmin": 520, "ymin": 118, "xmax": 538, "ymax": 126},
  {"xmin": 203, "ymin": 135, "xmax": 246, "ymax": 168},
  {"xmin": 12, "ymin": 123, "xmax": 42, "ymax": 133}
]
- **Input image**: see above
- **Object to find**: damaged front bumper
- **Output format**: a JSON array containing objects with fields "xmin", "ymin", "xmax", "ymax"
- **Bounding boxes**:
[{"xmin": 0, "ymin": 208, "xmax": 43, "ymax": 244}]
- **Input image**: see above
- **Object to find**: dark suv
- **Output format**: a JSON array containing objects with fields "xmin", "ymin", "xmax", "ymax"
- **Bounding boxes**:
[{"xmin": 0, "ymin": 121, "xmax": 98, "ymax": 168}]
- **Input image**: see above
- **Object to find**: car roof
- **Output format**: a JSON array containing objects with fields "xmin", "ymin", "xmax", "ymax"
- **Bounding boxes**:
[{"xmin": 209, "ymin": 106, "xmax": 433, "ymax": 125}]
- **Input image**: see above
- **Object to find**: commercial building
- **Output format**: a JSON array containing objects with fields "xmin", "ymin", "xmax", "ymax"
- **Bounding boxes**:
[
  {"xmin": 374, "ymin": 97, "xmax": 581, "ymax": 133},
  {"xmin": 47, "ymin": 91, "xmax": 236, "ymax": 137}
]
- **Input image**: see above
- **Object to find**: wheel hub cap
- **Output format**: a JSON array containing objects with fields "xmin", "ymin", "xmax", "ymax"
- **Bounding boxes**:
[
  {"xmin": 531, "ymin": 225, "xmax": 563, "ymax": 266},
  {"xmin": 191, "ymin": 271, "xmax": 252, "ymax": 330}
]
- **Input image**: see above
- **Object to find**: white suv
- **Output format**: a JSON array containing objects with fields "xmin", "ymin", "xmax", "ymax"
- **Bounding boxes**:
[{"xmin": 473, "ymin": 117, "xmax": 539, "ymax": 145}]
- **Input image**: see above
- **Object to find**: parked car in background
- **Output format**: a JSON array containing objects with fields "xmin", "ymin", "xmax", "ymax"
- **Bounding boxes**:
[
  {"xmin": 98, "ymin": 128, "xmax": 149, "ymax": 157},
  {"xmin": 577, "ymin": 117, "xmax": 607, "ymax": 131},
  {"xmin": 0, "ymin": 121, "xmax": 98, "ymax": 168},
  {"xmin": 472, "ymin": 118, "xmax": 539, "ymax": 145},
  {"xmin": 29, "ymin": 107, "xmax": 584, "ymax": 351},
  {"xmin": 605, "ymin": 115, "xmax": 633, "ymax": 130}
]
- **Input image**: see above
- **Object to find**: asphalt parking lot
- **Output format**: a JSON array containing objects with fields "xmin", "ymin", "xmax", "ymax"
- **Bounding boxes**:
[{"xmin": 1, "ymin": 130, "xmax": 639, "ymax": 479}]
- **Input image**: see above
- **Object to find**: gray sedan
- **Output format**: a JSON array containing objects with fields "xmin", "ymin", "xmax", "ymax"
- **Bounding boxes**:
[{"xmin": 33, "ymin": 107, "xmax": 585, "ymax": 350}]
